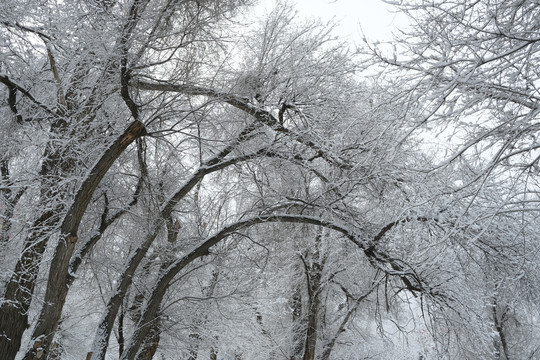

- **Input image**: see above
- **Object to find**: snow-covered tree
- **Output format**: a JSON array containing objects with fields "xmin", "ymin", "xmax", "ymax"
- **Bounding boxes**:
[
  {"xmin": 367, "ymin": 0, "xmax": 540, "ymax": 358},
  {"xmin": 4, "ymin": 0, "xmax": 539, "ymax": 359}
]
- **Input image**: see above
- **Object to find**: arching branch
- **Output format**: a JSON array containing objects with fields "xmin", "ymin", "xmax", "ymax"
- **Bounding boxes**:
[{"xmin": 121, "ymin": 213, "xmax": 433, "ymax": 360}]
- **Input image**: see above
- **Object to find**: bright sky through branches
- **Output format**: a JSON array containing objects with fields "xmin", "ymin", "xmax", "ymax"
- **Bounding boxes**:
[{"xmin": 289, "ymin": 0, "xmax": 406, "ymax": 42}]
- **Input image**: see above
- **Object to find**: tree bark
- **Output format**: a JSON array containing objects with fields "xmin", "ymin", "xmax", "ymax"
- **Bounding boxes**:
[
  {"xmin": 493, "ymin": 300, "xmax": 511, "ymax": 360},
  {"xmin": 23, "ymin": 120, "xmax": 146, "ymax": 360},
  {"xmin": 135, "ymin": 325, "xmax": 161, "ymax": 360},
  {"xmin": 0, "ymin": 210, "xmax": 57, "ymax": 360},
  {"xmin": 0, "ymin": 114, "xmax": 70, "ymax": 360},
  {"xmin": 302, "ymin": 278, "xmax": 320, "ymax": 360},
  {"xmin": 290, "ymin": 283, "xmax": 304, "ymax": 360},
  {"xmin": 299, "ymin": 238, "xmax": 324, "ymax": 360},
  {"xmin": 88, "ymin": 129, "xmax": 260, "ymax": 359}
]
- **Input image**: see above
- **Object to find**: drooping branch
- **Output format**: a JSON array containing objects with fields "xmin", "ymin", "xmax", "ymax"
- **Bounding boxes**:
[
  {"xmin": 1, "ymin": 20, "xmax": 63, "ymax": 112},
  {"xmin": 88, "ymin": 136, "xmax": 290, "ymax": 360},
  {"xmin": 121, "ymin": 213, "xmax": 432, "ymax": 360},
  {"xmin": 373, "ymin": 216, "xmax": 436, "ymax": 244},
  {"xmin": 0, "ymin": 23, "xmax": 66, "ymax": 112},
  {"xmin": 0, "ymin": 73, "xmax": 56, "ymax": 116},
  {"xmin": 131, "ymin": 78, "xmax": 351, "ymax": 169}
]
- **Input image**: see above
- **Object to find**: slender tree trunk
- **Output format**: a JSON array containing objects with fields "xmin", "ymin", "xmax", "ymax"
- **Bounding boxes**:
[
  {"xmin": 119, "ymin": 303, "xmax": 126, "ymax": 358},
  {"xmin": 89, "ymin": 221, "xmax": 162, "ymax": 360},
  {"xmin": 186, "ymin": 270, "xmax": 220, "ymax": 360},
  {"xmin": 290, "ymin": 274, "xmax": 304, "ymax": 360},
  {"xmin": 299, "ymin": 232, "xmax": 324, "ymax": 360},
  {"xmin": 493, "ymin": 300, "xmax": 511, "ymax": 360},
  {"xmin": 302, "ymin": 267, "xmax": 321, "ymax": 360}
]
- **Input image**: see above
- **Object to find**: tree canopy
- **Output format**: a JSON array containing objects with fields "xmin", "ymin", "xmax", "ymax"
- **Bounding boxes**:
[{"xmin": 1, "ymin": 0, "xmax": 539, "ymax": 359}]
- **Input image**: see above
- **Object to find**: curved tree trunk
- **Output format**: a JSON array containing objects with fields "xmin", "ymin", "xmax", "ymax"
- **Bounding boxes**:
[
  {"xmin": 23, "ymin": 120, "xmax": 146, "ymax": 360},
  {"xmin": 88, "ymin": 123, "xmax": 260, "ymax": 359},
  {"xmin": 135, "ymin": 323, "xmax": 161, "ymax": 360}
]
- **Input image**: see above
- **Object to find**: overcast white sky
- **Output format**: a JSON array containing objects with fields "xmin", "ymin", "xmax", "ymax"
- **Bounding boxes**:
[{"xmin": 280, "ymin": 0, "xmax": 406, "ymax": 42}]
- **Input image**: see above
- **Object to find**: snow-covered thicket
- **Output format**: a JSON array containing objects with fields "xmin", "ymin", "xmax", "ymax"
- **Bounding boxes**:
[{"xmin": 1, "ymin": 0, "xmax": 539, "ymax": 359}]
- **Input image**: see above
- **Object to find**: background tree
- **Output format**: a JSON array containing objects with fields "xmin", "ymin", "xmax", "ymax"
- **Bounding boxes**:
[
  {"xmin": 369, "ymin": 0, "xmax": 540, "ymax": 177},
  {"xmin": 367, "ymin": 0, "xmax": 540, "ymax": 358}
]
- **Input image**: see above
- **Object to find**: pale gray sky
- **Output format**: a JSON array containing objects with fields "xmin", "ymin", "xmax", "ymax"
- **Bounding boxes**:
[
  {"xmin": 289, "ymin": 0, "xmax": 406, "ymax": 42},
  {"xmin": 249, "ymin": 1, "xmax": 406, "ymax": 44}
]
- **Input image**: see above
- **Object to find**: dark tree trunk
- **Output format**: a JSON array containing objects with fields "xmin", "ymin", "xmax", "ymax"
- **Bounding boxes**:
[
  {"xmin": 302, "ymin": 265, "xmax": 321, "ymax": 360},
  {"xmin": 0, "ymin": 210, "xmax": 57, "ymax": 360},
  {"xmin": 300, "ymin": 232, "xmax": 325, "ymax": 360},
  {"xmin": 23, "ymin": 120, "xmax": 146, "ymax": 360},
  {"xmin": 0, "ymin": 116, "xmax": 72, "ymax": 360},
  {"xmin": 136, "ymin": 322, "xmax": 161, "ymax": 360},
  {"xmin": 290, "ymin": 275, "xmax": 304, "ymax": 360}
]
